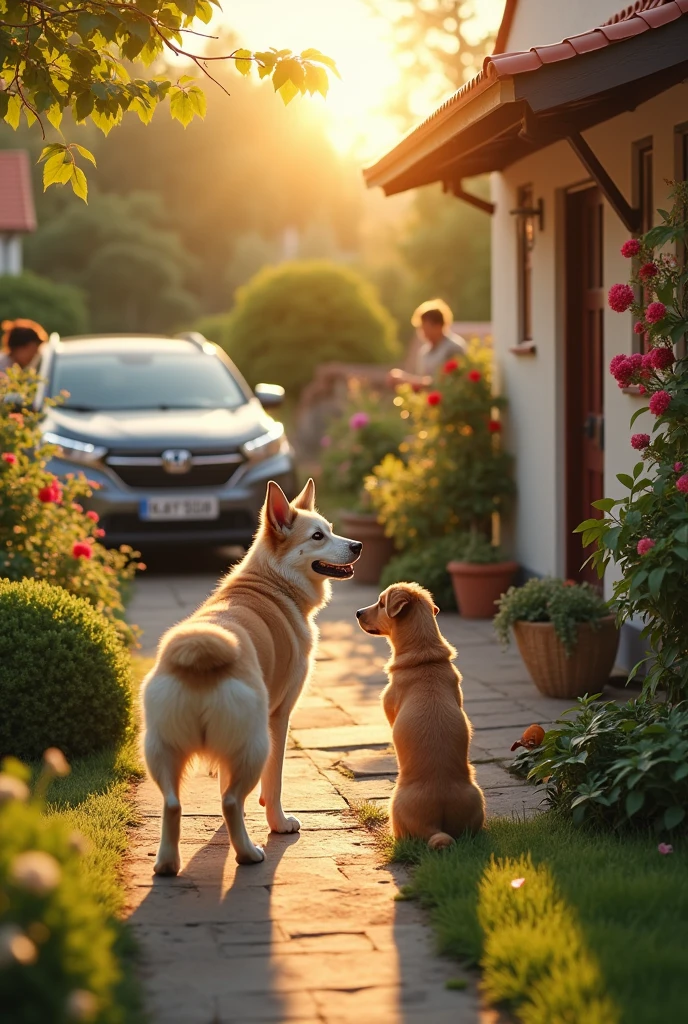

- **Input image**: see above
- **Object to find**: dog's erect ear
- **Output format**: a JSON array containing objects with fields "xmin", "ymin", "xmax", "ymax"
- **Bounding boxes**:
[
  {"xmin": 265, "ymin": 481, "xmax": 294, "ymax": 533},
  {"xmin": 292, "ymin": 478, "xmax": 316, "ymax": 511},
  {"xmin": 385, "ymin": 587, "xmax": 411, "ymax": 618},
  {"xmin": 432, "ymin": 604, "xmax": 439, "ymax": 616}
]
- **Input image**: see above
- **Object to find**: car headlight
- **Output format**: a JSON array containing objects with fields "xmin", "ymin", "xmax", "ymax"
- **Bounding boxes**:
[
  {"xmin": 43, "ymin": 431, "xmax": 108, "ymax": 464},
  {"xmin": 242, "ymin": 422, "xmax": 285, "ymax": 461}
]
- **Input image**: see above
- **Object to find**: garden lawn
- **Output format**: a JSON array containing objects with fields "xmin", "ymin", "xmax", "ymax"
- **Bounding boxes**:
[{"xmin": 395, "ymin": 814, "xmax": 688, "ymax": 1024}]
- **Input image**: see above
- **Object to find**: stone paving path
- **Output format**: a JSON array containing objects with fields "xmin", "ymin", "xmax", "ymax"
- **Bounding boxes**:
[{"xmin": 124, "ymin": 573, "xmax": 575, "ymax": 1024}]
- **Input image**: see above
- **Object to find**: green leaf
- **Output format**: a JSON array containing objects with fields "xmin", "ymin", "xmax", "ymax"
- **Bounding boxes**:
[
  {"xmin": 617, "ymin": 473, "xmax": 634, "ymax": 490},
  {"xmin": 625, "ymin": 790, "xmax": 644, "ymax": 817},
  {"xmin": 602, "ymin": 526, "xmax": 622, "ymax": 552},
  {"xmin": 672, "ymin": 763, "xmax": 688, "ymax": 782},
  {"xmin": 4, "ymin": 94, "xmax": 22, "ymax": 130},
  {"xmin": 233, "ymin": 48, "xmax": 253, "ymax": 76},
  {"xmin": 42, "ymin": 152, "xmax": 72, "ymax": 189},
  {"xmin": 573, "ymin": 518, "xmax": 602, "ymax": 534},
  {"xmin": 169, "ymin": 87, "xmax": 195, "ymax": 127},
  {"xmin": 69, "ymin": 165, "xmax": 88, "ymax": 202},
  {"xmin": 72, "ymin": 144, "xmax": 96, "ymax": 167},
  {"xmin": 591, "ymin": 498, "xmax": 616, "ymax": 512},
  {"xmin": 664, "ymin": 806, "xmax": 686, "ymax": 830},
  {"xmin": 648, "ymin": 567, "xmax": 667, "ymax": 598},
  {"xmin": 675, "ymin": 524, "xmax": 688, "ymax": 544},
  {"xmin": 186, "ymin": 86, "xmax": 206, "ymax": 119},
  {"xmin": 304, "ymin": 63, "xmax": 329, "ymax": 98},
  {"xmin": 633, "ymin": 461, "xmax": 644, "ymax": 479},
  {"xmin": 74, "ymin": 91, "xmax": 95, "ymax": 123},
  {"xmin": 630, "ymin": 406, "xmax": 650, "ymax": 427},
  {"xmin": 278, "ymin": 79, "xmax": 300, "ymax": 105}
]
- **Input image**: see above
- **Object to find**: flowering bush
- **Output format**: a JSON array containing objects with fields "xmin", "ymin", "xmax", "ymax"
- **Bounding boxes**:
[
  {"xmin": 0, "ymin": 579, "xmax": 132, "ymax": 760},
  {"xmin": 320, "ymin": 380, "xmax": 406, "ymax": 510},
  {"xmin": 0, "ymin": 754, "xmax": 125, "ymax": 1023},
  {"xmin": 366, "ymin": 345, "xmax": 514, "ymax": 548},
  {"xmin": 577, "ymin": 182, "xmax": 688, "ymax": 701},
  {"xmin": 379, "ymin": 534, "xmax": 472, "ymax": 610},
  {"xmin": 494, "ymin": 577, "xmax": 609, "ymax": 656},
  {"xmin": 0, "ymin": 367, "xmax": 142, "ymax": 645}
]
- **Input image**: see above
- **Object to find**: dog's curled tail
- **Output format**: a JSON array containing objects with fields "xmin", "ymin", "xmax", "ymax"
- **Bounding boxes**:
[
  {"xmin": 427, "ymin": 832, "xmax": 455, "ymax": 851},
  {"xmin": 161, "ymin": 623, "xmax": 239, "ymax": 674}
]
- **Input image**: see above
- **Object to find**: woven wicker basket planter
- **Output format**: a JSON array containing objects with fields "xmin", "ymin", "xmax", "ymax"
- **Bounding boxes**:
[{"xmin": 512, "ymin": 615, "xmax": 619, "ymax": 699}]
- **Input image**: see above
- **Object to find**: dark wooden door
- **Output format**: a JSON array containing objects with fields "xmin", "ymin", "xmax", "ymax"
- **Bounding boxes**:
[{"xmin": 566, "ymin": 186, "xmax": 605, "ymax": 582}]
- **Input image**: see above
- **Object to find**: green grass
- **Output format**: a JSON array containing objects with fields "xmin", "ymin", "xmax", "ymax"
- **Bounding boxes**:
[{"xmin": 394, "ymin": 815, "xmax": 688, "ymax": 1024}]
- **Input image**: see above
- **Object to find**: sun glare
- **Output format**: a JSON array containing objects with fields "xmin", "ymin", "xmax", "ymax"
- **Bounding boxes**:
[{"xmin": 220, "ymin": 0, "xmax": 506, "ymax": 161}]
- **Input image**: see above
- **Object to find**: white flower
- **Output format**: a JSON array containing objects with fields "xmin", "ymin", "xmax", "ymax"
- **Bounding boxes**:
[
  {"xmin": 11, "ymin": 851, "xmax": 62, "ymax": 895},
  {"xmin": 0, "ymin": 773, "xmax": 29, "ymax": 804}
]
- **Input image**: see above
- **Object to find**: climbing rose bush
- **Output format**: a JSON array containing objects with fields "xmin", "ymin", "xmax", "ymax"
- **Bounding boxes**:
[
  {"xmin": 0, "ymin": 367, "xmax": 142, "ymax": 645},
  {"xmin": 577, "ymin": 181, "xmax": 688, "ymax": 701}
]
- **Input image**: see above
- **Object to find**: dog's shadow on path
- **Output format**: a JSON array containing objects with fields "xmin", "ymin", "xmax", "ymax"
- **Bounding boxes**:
[{"xmin": 131, "ymin": 815, "xmax": 299, "ymax": 1024}]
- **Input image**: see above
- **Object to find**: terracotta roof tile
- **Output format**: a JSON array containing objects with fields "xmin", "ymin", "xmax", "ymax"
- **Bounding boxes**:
[
  {"xmin": 604, "ymin": 1, "xmax": 670, "ymax": 24},
  {"xmin": 597, "ymin": 17, "xmax": 650, "ymax": 40},
  {"xmin": 0, "ymin": 151, "xmax": 36, "ymax": 233},
  {"xmin": 564, "ymin": 30, "xmax": 610, "ymax": 54},
  {"xmin": 637, "ymin": 2, "xmax": 683, "ymax": 23},
  {"xmin": 533, "ymin": 42, "xmax": 577, "ymax": 64}
]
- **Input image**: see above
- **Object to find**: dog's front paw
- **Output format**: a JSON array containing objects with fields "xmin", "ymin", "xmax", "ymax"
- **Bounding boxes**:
[
  {"xmin": 153, "ymin": 855, "xmax": 180, "ymax": 877},
  {"xmin": 235, "ymin": 843, "xmax": 265, "ymax": 865},
  {"xmin": 269, "ymin": 813, "xmax": 301, "ymax": 834}
]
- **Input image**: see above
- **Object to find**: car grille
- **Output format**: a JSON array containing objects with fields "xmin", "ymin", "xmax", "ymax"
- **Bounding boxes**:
[
  {"xmin": 105, "ymin": 450, "xmax": 244, "ymax": 489},
  {"xmin": 102, "ymin": 510, "xmax": 254, "ymax": 536}
]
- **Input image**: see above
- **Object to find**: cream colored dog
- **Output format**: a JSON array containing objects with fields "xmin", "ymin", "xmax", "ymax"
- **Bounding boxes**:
[
  {"xmin": 142, "ymin": 479, "xmax": 361, "ymax": 874},
  {"xmin": 356, "ymin": 582, "xmax": 485, "ymax": 848}
]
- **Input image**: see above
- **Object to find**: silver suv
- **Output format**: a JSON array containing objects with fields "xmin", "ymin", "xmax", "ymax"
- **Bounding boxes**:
[{"xmin": 37, "ymin": 334, "xmax": 297, "ymax": 547}]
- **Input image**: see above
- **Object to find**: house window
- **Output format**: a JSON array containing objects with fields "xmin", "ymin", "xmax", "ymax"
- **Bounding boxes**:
[
  {"xmin": 517, "ymin": 184, "xmax": 534, "ymax": 341},
  {"xmin": 633, "ymin": 139, "xmax": 653, "ymax": 351}
]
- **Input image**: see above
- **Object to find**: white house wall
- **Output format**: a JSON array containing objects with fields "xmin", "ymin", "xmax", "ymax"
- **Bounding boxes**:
[
  {"xmin": 505, "ymin": 0, "xmax": 637, "ymax": 53},
  {"xmin": 491, "ymin": 83, "xmax": 688, "ymax": 589}
]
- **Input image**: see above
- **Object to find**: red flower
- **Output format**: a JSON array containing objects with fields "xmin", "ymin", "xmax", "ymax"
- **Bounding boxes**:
[
  {"xmin": 646, "ymin": 301, "xmax": 666, "ymax": 324},
  {"xmin": 72, "ymin": 541, "xmax": 93, "ymax": 560},
  {"xmin": 675, "ymin": 462, "xmax": 684, "ymax": 473},
  {"xmin": 637, "ymin": 538, "xmax": 655, "ymax": 555},
  {"xmin": 8, "ymin": 412, "xmax": 23, "ymax": 426},
  {"xmin": 649, "ymin": 390, "xmax": 671, "ymax": 416},
  {"xmin": 443, "ymin": 359, "xmax": 459, "ymax": 374},
  {"xmin": 631, "ymin": 433, "xmax": 650, "ymax": 450},
  {"xmin": 648, "ymin": 346, "xmax": 675, "ymax": 370},
  {"xmin": 86, "ymin": 510, "xmax": 99, "ymax": 523},
  {"xmin": 427, "ymin": 391, "xmax": 442, "ymax": 406},
  {"xmin": 633, "ymin": 322, "xmax": 645, "ymax": 335},
  {"xmin": 488, "ymin": 419, "xmax": 502, "ymax": 433},
  {"xmin": 87, "ymin": 480, "xmax": 101, "ymax": 490},
  {"xmin": 72, "ymin": 503, "xmax": 83, "ymax": 513},
  {"xmin": 638, "ymin": 262, "xmax": 658, "ymax": 281},
  {"xmin": 677, "ymin": 474, "xmax": 688, "ymax": 495},
  {"xmin": 38, "ymin": 480, "xmax": 62, "ymax": 503},
  {"xmin": 638, "ymin": 385, "xmax": 647, "ymax": 395},
  {"xmin": 608, "ymin": 283, "xmax": 634, "ymax": 312},
  {"xmin": 2, "ymin": 452, "xmax": 17, "ymax": 465},
  {"xmin": 95, "ymin": 528, "xmax": 106, "ymax": 538},
  {"xmin": 621, "ymin": 239, "xmax": 641, "ymax": 258},
  {"xmin": 609, "ymin": 354, "xmax": 628, "ymax": 378},
  {"xmin": 467, "ymin": 370, "xmax": 481, "ymax": 382}
]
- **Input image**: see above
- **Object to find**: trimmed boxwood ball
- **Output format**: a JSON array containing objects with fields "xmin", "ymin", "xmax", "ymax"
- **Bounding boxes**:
[{"xmin": 0, "ymin": 579, "xmax": 131, "ymax": 760}]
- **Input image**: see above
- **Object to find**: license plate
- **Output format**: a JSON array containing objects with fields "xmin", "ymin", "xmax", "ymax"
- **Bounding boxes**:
[{"xmin": 139, "ymin": 497, "xmax": 220, "ymax": 522}]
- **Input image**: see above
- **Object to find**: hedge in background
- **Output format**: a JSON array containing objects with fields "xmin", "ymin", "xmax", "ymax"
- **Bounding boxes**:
[
  {"xmin": 0, "ymin": 580, "xmax": 131, "ymax": 761},
  {"xmin": 0, "ymin": 272, "xmax": 88, "ymax": 338},
  {"xmin": 200, "ymin": 260, "xmax": 399, "ymax": 394}
]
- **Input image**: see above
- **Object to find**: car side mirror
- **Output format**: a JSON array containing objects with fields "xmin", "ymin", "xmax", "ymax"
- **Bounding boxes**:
[{"xmin": 254, "ymin": 383, "xmax": 285, "ymax": 409}]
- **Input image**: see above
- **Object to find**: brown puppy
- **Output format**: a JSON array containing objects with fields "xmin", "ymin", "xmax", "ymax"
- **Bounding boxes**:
[{"xmin": 357, "ymin": 583, "xmax": 485, "ymax": 848}]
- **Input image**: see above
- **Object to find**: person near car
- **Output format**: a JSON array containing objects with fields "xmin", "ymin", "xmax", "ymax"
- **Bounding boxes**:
[
  {"xmin": 387, "ymin": 299, "xmax": 466, "ymax": 388},
  {"xmin": 0, "ymin": 319, "xmax": 48, "ymax": 375}
]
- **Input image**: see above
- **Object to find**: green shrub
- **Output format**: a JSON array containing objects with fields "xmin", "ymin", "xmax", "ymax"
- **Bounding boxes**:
[
  {"xmin": 0, "ymin": 367, "xmax": 142, "ymax": 644},
  {"xmin": 494, "ymin": 577, "xmax": 609, "ymax": 656},
  {"xmin": 207, "ymin": 260, "xmax": 399, "ymax": 395},
  {"xmin": 380, "ymin": 534, "xmax": 471, "ymax": 611},
  {"xmin": 367, "ymin": 344, "xmax": 514, "ymax": 548},
  {"xmin": 0, "ymin": 272, "xmax": 88, "ymax": 337},
  {"xmin": 511, "ymin": 696, "xmax": 688, "ymax": 834},
  {"xmin": 0, "ymin": 579, "xmax": 132, "ymax": 760},
  {"xmin": 0, "ymin": 756, "xmax": 125, "ymax": 1023}
]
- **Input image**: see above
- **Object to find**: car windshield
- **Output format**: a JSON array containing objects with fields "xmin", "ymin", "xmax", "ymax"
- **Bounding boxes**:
[{"xmin": 51, "ymin": 351, "xmax": 247, "ymax": 411}]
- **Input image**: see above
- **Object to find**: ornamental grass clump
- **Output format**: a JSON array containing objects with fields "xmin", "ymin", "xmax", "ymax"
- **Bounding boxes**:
[
  {"xmin": 0, "ymin": 367, "xmax": 142, "ymax": 645},
  {"xmin": 0, "ymin": 579, "xmax": 132, "ymax": 761},
  {"xmin": 494, "ymin": 577, "xmax": 609, "ymax": 656},
  {"xmin": 579, "ymin": 180, "xmax": 688, "ymax": 701}
]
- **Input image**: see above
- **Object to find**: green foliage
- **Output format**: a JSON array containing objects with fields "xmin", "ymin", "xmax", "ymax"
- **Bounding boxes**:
[
  {"xmin": 24, "ymin": 193, "xmax": 198, "ymax": 333},
  {"xmin": 367, "ymin": 345, "xmax": 513, "ymax": 548},
  {"xmin": 494, "ymin": 577, "xmax": 609, "ymax": 657},
  {"xmin": 0, "ymin": 271, "xmax": 88, "ymax": 336},
  {"xmin": 579, "ymin": 182, "xmax": 688, "ymax": 701},
  {"xmin": 0, "ymin": 0, "xmax": 339, "ymax": 200},
  {"xmin": 0, "ymin": 579, "xmax": 132, "ymax": 760},
  {"xmin": 380, "ymin": 534, "xmax": 471, "ymax": 611},
  {"xmin": 0, "ymin": 368, "xmax": 142, "ymax": 643},
  {"xmin": 395, "ymin": 815, "xmax": 688, "ymax": 1024},
  {"xmin": 512, "ymin": 696, "xmax": 688, "ymax": 835},
  {"xmin": 320, "ymin": 381, "xmax": 406, "ymax": 509},
  {"xmin": 209, "ymin": 260, "xmax": 399, "ymax": 395},
  {"xmin": 460, "ymin": 533, "xmax": 505, "ymax": 564}
]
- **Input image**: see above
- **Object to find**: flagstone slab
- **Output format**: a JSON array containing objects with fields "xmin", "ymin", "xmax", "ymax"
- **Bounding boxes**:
[
  {"xmin": 340, "ymin": 751, "xmax": 399, "ymax": 777},
  {"xmin": 291, "ymin": 724, "xmax": 393, "ymax": 750},
  {"xmin": 290, "ymin": 706, "xmax": 357, "ymax": 730}
]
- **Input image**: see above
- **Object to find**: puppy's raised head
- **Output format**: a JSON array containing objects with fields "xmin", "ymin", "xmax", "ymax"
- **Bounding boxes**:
[
  {"xmin": 356, "ymin": 582, "xmax": 438, "ymax": 637},
  {"xmin": 260, "ymin": 479, "xmax": 362, "ymax": 582}
]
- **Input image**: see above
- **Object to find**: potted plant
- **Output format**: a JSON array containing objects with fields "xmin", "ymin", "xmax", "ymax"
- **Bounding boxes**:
[
  {"xmin": 447, "ymin": 534, "xmax": 518, "ymax": 619},
  {"xmin": 494, "ymin": 578, "xmax": 618, "ymax": 698},
  {"xmin": 320, "ymin": 381, "xmax": 405, "ymax": 584}
]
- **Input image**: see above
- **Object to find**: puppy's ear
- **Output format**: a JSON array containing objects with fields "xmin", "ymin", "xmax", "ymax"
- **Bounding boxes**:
[
  {"xmin": 292, "ymin": 477, "xmax": 316, "ymax": 511},
  {"xmin": 432, "ymin": 604, "xmax": 439, "ymax": 616},
  {"xmin": 264, "ymin": 481, "xmax": 294, "ymax": 533},
  {"xmin": 385, "ymin": 587, "xmax": 411, "ymax": 618}
]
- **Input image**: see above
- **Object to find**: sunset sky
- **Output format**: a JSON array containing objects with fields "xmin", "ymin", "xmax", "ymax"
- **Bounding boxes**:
[{"xmin": 221, "ymin": 0, "xmax": 506, "ymax": 160}]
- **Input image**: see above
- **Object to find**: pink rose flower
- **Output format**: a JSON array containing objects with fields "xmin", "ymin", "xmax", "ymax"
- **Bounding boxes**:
[
  {"xmin": 86, "ymin": 510, "xmax": 99, "ymax": 522},
  {"xmin": 637, "ymin": 538, "xmax": 655, "ymax": 555},
  {"xmin": 621, "ymin": 239, "xmax": 641, "ymax": 258},
  {"xmin": 95, "ymin": 528, "xmax": 106, "ymax": 538},
  {"xmin": 657, "ymin": 843, "xmax": 673, "ymax": 855},
  {"xmin": 631, "ymin": 433, "xmax": 650, "ymax": 450},
  {"xmin": 608, "ymin": 283, "xmax": 634, "ymax": 312},
  {"xmin": 677, "ymin": 474, "xmax": 688, "ymax": 494},
  {"xmin": 72, "ymin": 541, "xmax": 93, "ymax": 560},
  {"xmin": 349, "ymin": 412, "xmax": 370, "ymax": 430},
  {"xmin": 1, "ymin": 452, "xmax": 17, "ymax": 465},
  {"xmin": 649, "ymin": 390, "xmax": 671, "ymax": 416},
  {"xmin": 645, "ymin": 301, "xmax": 666, "ymax": 324}
]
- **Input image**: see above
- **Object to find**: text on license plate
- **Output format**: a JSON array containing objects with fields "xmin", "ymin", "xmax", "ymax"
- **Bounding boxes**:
[{"xmin": 139, "ymin": 497, "xmax": 220, "ymax": 521}]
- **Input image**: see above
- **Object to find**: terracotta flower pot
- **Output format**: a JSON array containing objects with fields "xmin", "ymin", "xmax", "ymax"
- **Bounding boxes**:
[
  {"xmin": 339, "ymin": 511, "xmax": 395, "ymax": 586},
  {"xmin": 512, "ymin": 615, "xmax": 619, "ymax": 699},
  {"xmin": 447, "ymin": 560, "xmax": 519, "ymax": 619}
]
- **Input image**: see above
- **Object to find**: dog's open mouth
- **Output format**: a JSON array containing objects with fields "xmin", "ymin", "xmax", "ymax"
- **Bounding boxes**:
[{"xmin": 312, "ymin": 560, "xmax": 355, "ymax": 579}]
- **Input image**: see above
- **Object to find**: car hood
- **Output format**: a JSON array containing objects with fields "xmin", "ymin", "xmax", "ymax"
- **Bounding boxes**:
[{"xmin": 42, "ymin": 402, "xmax": 275, "ymax": 452}]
